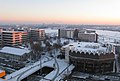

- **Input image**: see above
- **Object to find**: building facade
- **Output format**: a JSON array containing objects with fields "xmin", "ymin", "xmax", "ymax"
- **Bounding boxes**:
[
  {"xmin": 58, "ymin": 29, "xmax": 98, "ymax": 42},
  {"xmin": 61, "ymin": 42, "xmax": 115, "ymax": 73},
  {"xmin": 0, "ymin": 47, "xmax": 31, "ymax": 62},
  {"xmin": 0, "ymin": 32, "xmax": 2, "ymax": 47},
  {"xmin": 78, "ymin": 33, "xmax": 98, "ymax": 42},
  {"xmin": 29, "ymin": 29, "xmax": 45, "ymax": 42},
  {"xmin": 2, "ymin": 31, "xmax": 28, "ymax": 47},
  {"xmin": 0, "ymin": 28, "xmax": 3, "ymax": 47},
  {"xmin": 58, "ymin": 29, "xmax": 74, "ymax": 39}
]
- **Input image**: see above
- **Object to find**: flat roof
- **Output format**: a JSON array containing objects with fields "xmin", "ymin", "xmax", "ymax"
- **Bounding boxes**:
[
  {"xmin": 30, "ymin": 29, "xmax": 44, "ymax": 30},
  {"xmin": 0, "ymin": 47, "xmax": 31, "ymax": 56},
  {"xmin": 2, "ymin": 31, "xmax": 27, "ymax": 33},
  {"xmin": 78, "ymin": 32, "xmax": 96, "ymax": 35},
  {"xmin": 63, "ymin": 42, "xmax": 107, "ymax": 55}
]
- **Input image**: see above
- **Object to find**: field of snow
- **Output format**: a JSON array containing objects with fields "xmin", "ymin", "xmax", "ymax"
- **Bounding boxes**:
[
  {"xmin": 44, "ymin": 28, "xmax": 120, "ymax": 44},
  {"xmin": 44, "ymin": 28, "xmax": 58, "ymax": 37},
  {"xmin": 96, "ymin": 30, "xmax": 120, "ymax": 43}
]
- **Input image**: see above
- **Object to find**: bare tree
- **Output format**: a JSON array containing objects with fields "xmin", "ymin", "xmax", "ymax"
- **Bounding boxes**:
[
  {"xmin": 32, "ymin": 42, "xmax": 42, "ymax": 60},
  {"xmin": 32, "ymin": 41, "xmax": 43, "ymax": 75}
]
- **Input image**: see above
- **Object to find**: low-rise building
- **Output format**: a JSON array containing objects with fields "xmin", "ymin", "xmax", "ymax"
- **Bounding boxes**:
[{"xmin": 0, "ymin": 47, "xmax": 31, "ymax": 62}]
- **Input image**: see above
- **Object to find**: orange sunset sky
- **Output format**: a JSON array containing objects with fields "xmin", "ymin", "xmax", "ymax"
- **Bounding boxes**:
[{"xmin": 0, "ymin": 0, "xmax": 120, "ymax": 24}]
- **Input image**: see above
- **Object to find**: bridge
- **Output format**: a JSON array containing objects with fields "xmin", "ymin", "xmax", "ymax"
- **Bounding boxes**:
[{"xmin": 1, "ymin": 56, "xmax": 74, "ymax": 81}]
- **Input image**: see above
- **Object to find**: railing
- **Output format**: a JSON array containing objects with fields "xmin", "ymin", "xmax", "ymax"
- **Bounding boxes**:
[
  {"xmin": 6, "ymin": 56, "xmax": 52, "ymax": 81},
  {"xmin": 69, "ymin": 55, "xmax": 114, "ymax": 61}
]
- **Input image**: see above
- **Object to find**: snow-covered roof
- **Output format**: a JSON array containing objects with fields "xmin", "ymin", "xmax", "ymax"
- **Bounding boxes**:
[
  {"xmin": 63, "ymin": 42, "xmax": 107, "ymax": 55},
  {"xmin": 44, "ymin": 28, "xmax": 58, "ymax": 37},
  {"xmin": 2, "ymin": 31, "xmax": 26, "ymax": 33},
  {"xmin": 44, "ymin": 28, "xmax": 58, "ymax": 34},
  {"xmin": 0, "ymin": 47, "xmax": 31, "ymax": 56},
  {"xmin": 82, "ymin": 31, "xmax": 96, "ymax": 34},
  {"xmin": 78, "ymin": 30, "xmax": 96, "ymax": 35}
]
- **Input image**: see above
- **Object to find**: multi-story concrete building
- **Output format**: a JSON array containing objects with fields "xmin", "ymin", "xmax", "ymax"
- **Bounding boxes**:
[
  {"xmin": 0, "ymin": 33, "xmax": 2, "ymax": 47},
  {"xmin": 107, "ymin": 42, "xmax": 120, "ymax": 72},
  {"xmin": 2, "ymin": 31, "xmax": 28, "ymax": 47},
  {"xmin": 78, "ymin": 32, "xmax": 98, "ymax": 42},
  {"xmin": 58, "ymin": 29, "xmax": 98, "ymax": 42},
  {"xmin": 29, "ymin": 29, "xmax": 45, "ymax": 42},
  {"xmin": 0, "ymin": 28, "xmax": 3, "ymax": 47},
  {"xmin": 66, "ymin": 30, "xmax": 74, "ymax": 38},
  {"xmin": 58, "ymin": 29, "xmax": 66, "ymax": 38},
  {"xmin": 61, "ymin": 42, "xmax": 115, "ymax": 73},
  {"xmin": 58, "ymin": 29, "xmax": 75, "ymax": 39}
]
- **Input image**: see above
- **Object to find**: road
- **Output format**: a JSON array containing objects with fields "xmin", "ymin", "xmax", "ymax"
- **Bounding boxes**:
[
  {"xmin": 17, "ymin": 55, "xmax": 52, "ymax": 81},
  {"xmin": 6, "ymin": 55, "xmax": 52, "ymax": 81}
]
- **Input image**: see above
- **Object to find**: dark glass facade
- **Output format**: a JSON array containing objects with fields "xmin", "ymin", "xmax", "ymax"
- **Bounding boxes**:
[{"xmin": 69, "ymin": 50, "xmax": 115, "ymax": 73}]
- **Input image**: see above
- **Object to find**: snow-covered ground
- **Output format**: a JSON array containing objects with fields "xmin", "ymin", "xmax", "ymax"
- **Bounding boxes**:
[
  {"xmin": 45, "ymin": 28, "xmax": 58, "ymax": 34},
  {"xmin": 0, "ymin": 79, "xmax": 5, "ymax": 81},
  {"xmin": 44, "ymin": 28, "xmax": 58, "ymax": 37},
  {"xmin": 72, "ymin": 72, "xmax": 119, "ymax": 81},
  {"xmin": 44, "ymin": 28, "xmax": 120, "ymax": 43},
  {"xmin": 40, "ymin": 59, "xmax": 74, "ymax": 81},
  {"xmin": 0, "ymin": 28, "xmax": 120, "ymax": 81},
  {"xmin": 96, "ymin": 30, "xmax": 120, "ymax": 43},
  {"xmin": 5, "ymin": 56, "xmax": 51, "ymax": 81},
  {"xmin": 1, "ymin": 55, "xmax": 74, "ymax": 81}
]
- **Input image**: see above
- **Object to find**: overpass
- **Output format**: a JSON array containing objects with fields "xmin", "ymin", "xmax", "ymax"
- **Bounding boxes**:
[{"xmin": 0, "ymin": 56, "xmax": 74, "ymax": 81}]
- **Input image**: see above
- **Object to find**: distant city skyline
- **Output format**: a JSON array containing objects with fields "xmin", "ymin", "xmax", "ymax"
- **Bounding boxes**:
[{"xmin": 0, "ymin": 0, "xmax": 120, "ymax": 25}]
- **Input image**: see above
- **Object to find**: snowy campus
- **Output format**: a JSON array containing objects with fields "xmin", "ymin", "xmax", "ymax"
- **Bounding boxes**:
[
  {"xmin": 0, "ymin": 28, "xmax": 120, "ymax": 81},
  {"xmin": 1, "ymin": 0, "xmax": 120, "ymax": 81}
]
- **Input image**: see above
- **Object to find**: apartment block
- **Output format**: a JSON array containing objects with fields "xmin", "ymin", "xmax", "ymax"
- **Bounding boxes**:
[
  {"xmin": 58, "ymin": 29, "xmax": 74, "ymax": 39},
  {"xmin": 29, "ymin": 29, "xmax": 45, "ymax": 42},
  {"xmin": 0, "ymin": 28, "xmax": 3, "ymax": 47},
  {"xmin": 78, "ymin": 32, "xmax": 98, "ymax": 42},
  {"xmin": 58, "ymin": 29, "xmax": 98, "ymax": 42},
  {"xmin": 2, "ymin": 31, "xmax": 28, "ymax": 47}
]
